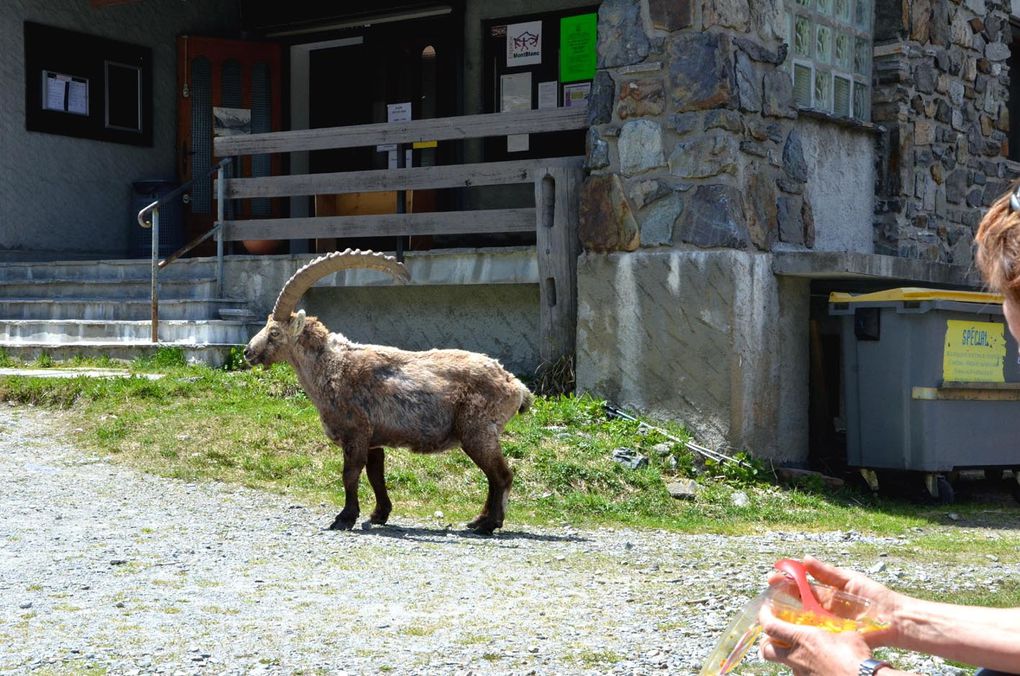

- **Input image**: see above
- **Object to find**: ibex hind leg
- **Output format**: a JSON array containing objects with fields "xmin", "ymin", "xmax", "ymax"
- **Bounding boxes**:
[
  {"xmin": 461, "ymin": 431, "xmax": 513, "ymax": 535},
  {"xmin": 366, "ymin": 447, "xmax": 392, "ymax": 525}
]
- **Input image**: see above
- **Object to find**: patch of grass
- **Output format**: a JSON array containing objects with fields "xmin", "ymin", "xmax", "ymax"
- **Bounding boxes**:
[
  {"xmin": 571, "ymin": 649, "xmax": 623, "ymax": 667},
  {"xmin": 1, "ymin": 358, "xmax": 1017, "ymax": 537},
  {"xmin": 0, "ymin": 348, "xmax": 15, "ymax": 368}
]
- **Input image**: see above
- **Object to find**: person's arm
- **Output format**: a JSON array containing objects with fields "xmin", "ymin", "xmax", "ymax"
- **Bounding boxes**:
[
  {"xmin": 801, "ymin": 557, "xmax": 1020, "ymax": 672},
  {"xmin": 889, "ymin": 597, "xmax": 1020, "ymax": 673}
]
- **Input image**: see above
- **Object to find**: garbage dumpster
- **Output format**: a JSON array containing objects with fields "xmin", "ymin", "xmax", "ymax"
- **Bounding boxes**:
[
  {"xmin": 129, "ymin": 179, "xmax": 184, "ymax": 258},
  {"xmin": 829, "ymin": 287, "xmax": 1020, "ymax": 500}
]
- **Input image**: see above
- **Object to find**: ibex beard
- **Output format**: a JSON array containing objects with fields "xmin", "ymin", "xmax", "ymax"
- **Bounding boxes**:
[{"xmin": 244, "ymin": 250, "xmax": 533, "ymax": 534}]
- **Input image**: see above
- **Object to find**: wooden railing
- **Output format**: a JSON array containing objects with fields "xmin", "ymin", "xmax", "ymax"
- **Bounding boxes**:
[{"xmin": 212, "ymin": 107, "xmax": 587, "ymax": 365}]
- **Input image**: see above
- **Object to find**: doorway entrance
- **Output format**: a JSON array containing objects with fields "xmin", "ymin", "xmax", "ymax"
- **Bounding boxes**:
[{"xmin": 289, "ymin": 14, "xmax": 461, "ymax": 252}]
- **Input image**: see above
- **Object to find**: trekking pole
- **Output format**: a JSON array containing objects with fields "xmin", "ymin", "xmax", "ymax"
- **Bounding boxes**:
[{"xmin": 603, "ymin": 403, "xmax": 753, "ymax": 469}]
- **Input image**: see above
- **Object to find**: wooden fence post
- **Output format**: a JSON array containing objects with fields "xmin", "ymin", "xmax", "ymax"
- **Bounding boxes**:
[{"xmin": 535, "ymin": 166, "xmax": 582, "ymax": 366}]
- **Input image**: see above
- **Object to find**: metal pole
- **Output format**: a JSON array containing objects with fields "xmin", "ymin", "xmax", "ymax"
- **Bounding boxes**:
[
  {"xmin": 395, "ymin": 144, "xmax": 406, "ymax": 262},
  {"xmin": 216, "ymin": 162, "xmax": 225, "ymax": 298},
  {"xmin": 150, "ymin": 207, "xmax": 160, "ymax": 343}
]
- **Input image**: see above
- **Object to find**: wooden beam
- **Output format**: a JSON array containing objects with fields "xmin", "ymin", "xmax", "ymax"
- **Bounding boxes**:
[
  {"xmin": 535, "ymin": 167, "xmax": 582, "ymax": 365},
  {"xmin": 219, "ymin": 157, "xmax": 585, "ymax": 199},
  {"xmin": 221, "ymin": 209, "xmax": 536, "ymax": 241},
  {"xmin": 214, "ymin": 107, "xmax": 588, "ymax": 157}
]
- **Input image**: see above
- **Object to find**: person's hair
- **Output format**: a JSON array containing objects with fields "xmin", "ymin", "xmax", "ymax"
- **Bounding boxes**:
[{"xmin": 975, "ymin": 186, "xmax": 1020, "ymax": 303}]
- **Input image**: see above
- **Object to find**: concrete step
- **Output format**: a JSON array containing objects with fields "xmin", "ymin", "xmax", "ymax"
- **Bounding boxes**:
[
  {"xmin": 0, "ymin": 298, "xmax": 249, "ymax": 321},
  {"xmin": 0, "ymin": 276, "xmax": 218, "ymax": 300},
  {"xmin": 0, "ymin": 319, "xmax": 253, "ymax": 345},
  {"xmin": 0, "ymin": 342, "xmax": 237, "ymax": 368},
  {"xmin": 0, "ymin": 257, "xmax": 218, "ymax": 283}
]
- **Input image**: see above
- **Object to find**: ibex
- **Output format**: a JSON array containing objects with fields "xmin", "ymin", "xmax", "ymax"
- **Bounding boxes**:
[{"xmin": 243, "ymin": 250, "xmax": 533, "ymax": 534}]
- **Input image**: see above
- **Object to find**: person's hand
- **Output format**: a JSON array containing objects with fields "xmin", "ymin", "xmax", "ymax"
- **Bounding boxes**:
[
  {"xmin": 758, "ymin": 603, "xmax": 874, "ymax": 676},
  {"xmin": 798, "ymin": 557, "xmax": 902, "ymax": 640}
]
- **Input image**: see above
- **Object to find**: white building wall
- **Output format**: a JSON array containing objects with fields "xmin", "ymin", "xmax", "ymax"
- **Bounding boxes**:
[{"xmin": 0, "ymin": 0, "xmax": 239, "ymax": 261}]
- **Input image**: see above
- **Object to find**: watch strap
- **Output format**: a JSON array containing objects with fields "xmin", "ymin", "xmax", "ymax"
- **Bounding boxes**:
[{"xmin": 859, "ymin": 658, "xmax": 892, "ymax": 676}]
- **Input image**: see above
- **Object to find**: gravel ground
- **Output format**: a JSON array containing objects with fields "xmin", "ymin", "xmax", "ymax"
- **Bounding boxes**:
[{"xmin": 1, "ymin": 404, "xmax": 1015, "ymax": 675}]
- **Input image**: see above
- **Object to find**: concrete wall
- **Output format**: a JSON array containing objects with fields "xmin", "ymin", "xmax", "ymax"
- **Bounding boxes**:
[
  {"xmin": 0, "ymin": 0, "xmax": 239, "ymax": 261},
  {"xmin": 576, "ymin": 249, "xmax": 809, "ymax": 462},
  {"xmin": 799, "ymin": 117, "xmax": 876, "ymax": 254},
  {"xmin": 219, "ymin": 248, "xmax": 543, "ymax": 375},
  {"xmin": 304, "ymin": 285, "xmax": 541, "ymax": 375}
]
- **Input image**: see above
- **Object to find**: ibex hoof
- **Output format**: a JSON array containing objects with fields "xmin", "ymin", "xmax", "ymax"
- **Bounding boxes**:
[
  {"xmin": 467, "ymin": 516, "xmax": 500, "ymax": 535},
  {"xmin": 328, "ymin": 514, "xmax": 357, "ymax": 530}
]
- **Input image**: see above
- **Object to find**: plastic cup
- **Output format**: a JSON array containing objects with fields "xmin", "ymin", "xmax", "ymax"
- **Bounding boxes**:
[{"xmin": 698, "ymin": 580, "xmax": 886, "ymax": 676}]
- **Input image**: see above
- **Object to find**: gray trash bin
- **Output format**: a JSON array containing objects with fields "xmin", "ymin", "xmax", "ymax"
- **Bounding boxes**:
[
  {"xmin": 830, "ymin": 288, "xmax": 1020, "ymax": 496},
  {"xmin": 130, "ymin": 179, "xmax": 184, "ymax": 258}
]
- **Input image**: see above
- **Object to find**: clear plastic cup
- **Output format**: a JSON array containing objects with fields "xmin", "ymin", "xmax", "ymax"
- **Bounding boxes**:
[{"xmin": 698, "ymin": 580, "xmax": 886, "ymax": 676}]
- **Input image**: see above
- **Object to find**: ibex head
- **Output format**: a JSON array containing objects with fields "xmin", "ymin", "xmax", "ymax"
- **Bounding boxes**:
[{"xmin": 243, "ymin": 249, "xmax": 410, "ymax": 367}]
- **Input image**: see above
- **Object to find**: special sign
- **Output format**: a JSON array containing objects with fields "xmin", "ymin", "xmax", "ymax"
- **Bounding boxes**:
[{"xmin": 942, "ymin": 319, "xmax": 1007, "ymax": 382}]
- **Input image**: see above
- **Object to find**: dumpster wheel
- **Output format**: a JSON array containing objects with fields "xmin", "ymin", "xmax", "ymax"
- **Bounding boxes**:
[{"xmin": 924, "ymin": 473, "xmax": 955, "ymax": 504}]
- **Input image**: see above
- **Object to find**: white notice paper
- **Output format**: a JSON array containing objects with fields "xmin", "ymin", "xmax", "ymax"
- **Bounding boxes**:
[
  {"xmin": 379, "ymin": 101, "xmax": 413, "ymax": 163},
  {"xmin": 501, "ymin": 72, "xmax": 532, "ymax": 153},
  {"xmin": 67, "ymin": 78, "xmax": 88, "ymax": 115},
  {"xmin": 506, "ymin": 21, "xmax": 542, "ymax": 67},
  {"xmin": 538, "ymin": 81, "xmax": 558, "ymax": 109},
  {"xmin": 43, "ymin": 71, "xmax": 89, "ymax": 116}
]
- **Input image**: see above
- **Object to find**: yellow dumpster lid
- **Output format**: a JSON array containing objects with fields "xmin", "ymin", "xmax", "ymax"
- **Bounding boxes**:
[{"xmin": 828, "ymin": 287, "xmax": 1004, "ymax": 304}]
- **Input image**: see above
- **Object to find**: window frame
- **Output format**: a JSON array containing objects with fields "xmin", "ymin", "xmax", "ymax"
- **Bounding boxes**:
[{"xmin": 785, "ymin": 0, "xmax": 872, "ymax": 122}]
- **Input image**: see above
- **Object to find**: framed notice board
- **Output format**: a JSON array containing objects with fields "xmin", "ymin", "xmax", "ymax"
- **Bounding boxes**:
[{"xmin": 24, "ymin": 21, "xmax": 153, "ymax": 146}]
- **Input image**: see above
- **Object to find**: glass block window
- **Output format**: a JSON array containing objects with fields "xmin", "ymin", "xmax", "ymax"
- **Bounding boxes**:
[{"xmin": 786, "ymin": 0, "xmax": 872, "ymax": 121}]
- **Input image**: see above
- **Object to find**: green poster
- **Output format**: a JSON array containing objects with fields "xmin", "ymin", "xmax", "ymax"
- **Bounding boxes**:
[{"xmin": 559, "ymin": 13, "xmax": 597, "ymax": 83}]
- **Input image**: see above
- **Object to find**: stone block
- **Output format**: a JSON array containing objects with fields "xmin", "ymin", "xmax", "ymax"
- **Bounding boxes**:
[
  {"xmin": 619, "ymin": 119, "xmax": 666, "ymax": 175},
  {"xmin": 627, "ymin": 178, "xmax": 673, "ymax": 210},
  {"xmin": 579, "ymin": 174, "xmax": 640, "ymax": 252},
  {"xmin": 705, "ymin": 109, "xmax": 744, "ymax": 133},
  {"xmin": 587, "ymin": 71, "xmax": 616, "ymax": 126},
  {"xmin": 648, "ymin": 0, "xmax": 693, "ymax": 32},
  {"xmin": 617, "ymin": 79, "xmax": 665, "ymax": 119},
  {"xmin": 762, "ymin": 70, "xmax": 796, "ymax": 118},
  {"xmin": 911, "ymin": 0, "xmax": 931, "ymax": 43},
  {"xmin": 745, "ymin": 170, "xmax": 778, "ymax": 250},
  {"xmin": 914, "ymin": 119, "xmax": 936, "ymax": 145},
  {"xmin": 702, "ymin": 0, "xmax": 750, "ymax": 32},
  {"xmin": 667, "ymin": 31, "xmax": 735, "ymax": 111},
  {"xmin": 735, "ymin": 50, "xmax": 763, "ymax": 112},
  {"xmin": 639, "ymin": 193, "xmax": 682, "ymax": 246},
  {"xmin": 668, "ymin": 133, "xmax": 738, "ymax": 179},
  {"xmin": 585, "ymin": 127, "xmax": 610, "ymax": 171},
  {"xmin": 782, "ymin": 129, "xmax": 808, "ymax": 182},
  {"xmin": 597, "ymin": 0, "xmax": 651, "ymax": 69},
  {"xmin": 986, "ymin": 41, "xmax": 1010, "ymax": 62},
  {"xmin": 675, "ymin": 184, "xmax": 751, "ymax": 248},
  {"xmin": 777, "ymin": 195, "xmax": 805, "ymax": 245}
]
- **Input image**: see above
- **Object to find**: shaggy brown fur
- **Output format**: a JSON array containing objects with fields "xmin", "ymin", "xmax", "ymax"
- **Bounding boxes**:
[{"xmin": 244, "ymin": 312, "xmax": 533, "ymax": 534}]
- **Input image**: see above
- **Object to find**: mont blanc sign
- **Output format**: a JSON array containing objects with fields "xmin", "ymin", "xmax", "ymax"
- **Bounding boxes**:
[{"xmin": 506, "ymin": 21, "xmax": 542, "ymax": 67}]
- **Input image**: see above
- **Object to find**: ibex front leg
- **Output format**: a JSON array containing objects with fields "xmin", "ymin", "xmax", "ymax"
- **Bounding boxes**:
[{"xmin": 329, "ymin": 438, "xmax": 368, "ymax": 530}]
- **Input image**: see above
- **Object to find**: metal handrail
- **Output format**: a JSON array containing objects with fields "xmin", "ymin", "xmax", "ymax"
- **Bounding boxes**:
[{"xmin": 137, "ymin": 157, "xmax": 232, "ymax": 343}]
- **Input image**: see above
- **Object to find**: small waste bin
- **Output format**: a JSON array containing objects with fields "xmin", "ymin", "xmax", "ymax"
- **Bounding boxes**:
[
  {"xmin": 130, "ymin": 179, "xmax": 184, "ymax": 258},
  {"xmin": 830, "ymin": 287, "xmax": 1020, "ymax": 499}
]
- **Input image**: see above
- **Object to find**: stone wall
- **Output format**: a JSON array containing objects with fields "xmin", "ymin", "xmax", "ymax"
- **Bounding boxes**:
[
  {"xmin": 873, "ymin": 0, "xmax": 1014, "ymax": 264},
  {"xmin": 579, "ymin": 0, "xmax": 815, "ymax": 253}
]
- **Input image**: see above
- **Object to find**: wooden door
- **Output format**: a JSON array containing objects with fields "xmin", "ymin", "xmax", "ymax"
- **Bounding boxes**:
[{"xmin": 177, "ymin": 36, "xmax": 283, "ymax": 255}]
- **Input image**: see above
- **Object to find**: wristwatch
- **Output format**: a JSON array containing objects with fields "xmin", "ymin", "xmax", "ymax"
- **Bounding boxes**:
[{"xmin": 859, "ymin": 658, "xmax": 892, "ymax": 675}]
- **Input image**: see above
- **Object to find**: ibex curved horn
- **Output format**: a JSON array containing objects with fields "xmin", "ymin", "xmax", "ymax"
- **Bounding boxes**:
[{"xmin": 272, "ymin": 249, "xmax": 410, "ymax": 321}]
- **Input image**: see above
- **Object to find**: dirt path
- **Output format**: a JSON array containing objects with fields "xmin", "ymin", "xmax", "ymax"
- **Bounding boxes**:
[{"xmin": 0, "ymin": 405, "xmax": 1010, "ymax": 675}]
